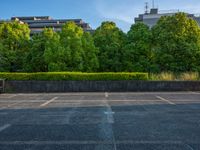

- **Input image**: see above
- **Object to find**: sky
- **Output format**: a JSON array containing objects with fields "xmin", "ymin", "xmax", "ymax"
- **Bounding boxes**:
[{"xmin": 1, "ymin": 0, "xmax": 200, "ymax": 32}]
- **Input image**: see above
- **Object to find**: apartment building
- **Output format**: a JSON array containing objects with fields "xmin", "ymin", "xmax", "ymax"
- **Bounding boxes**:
[
  {"xmin": 0, "ymin": 16, "xmax": 93, "ymax": 34},
  {"xmin": 135, "ymin": 7, "xmax": 200, "ymax": 28}
]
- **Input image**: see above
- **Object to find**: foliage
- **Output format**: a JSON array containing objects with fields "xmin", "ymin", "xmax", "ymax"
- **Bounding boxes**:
[
  {"xmin": 0, "ymin": 72, "xmax": 148, "ymax": 81},
  {"xmin": 43, "ymin": 28, "xmax": 67, "ymax": 71},
  {"xmin": 43, "ymin": 22, "xmax": 99, "ymax": 72},
  {"xmin": 59, "ymin": 22, "xmax": 84, "ymax": 71},
  {"xmin": 150, "ymin": 72, "xmax": 200, "ymax": 81},
  {"xmin": 0, "ymin": 21, "xmax": 30, "ymax": 72},
  {"xmin": 150, "ymin": 72, "xmax": 176, "ymax": 81},
  {"xmin": 1, "ymin": 13, "xmax": 200, "ymax": 74},
  {"xmin": 24, "ymin": 29, "xmax": 50, "ymax": 72},
  {"xmin": 123, "ymin": 23, "xmax": 157, "ymax": 72},
  {"xmin": 1, "ymin": 72, "xmax": 200, "ymax": 81},
  {"xmin": 179, "ymin": 72, "xmax": 200, "ymax": 81},
  {"xmin": 152, "ymin": 13, "xmax": 200, "ymax": 72},
  {"xmin": 82, "ymin": 32, "xmax": 99, "ymax": 72},
  {"xmin": 93, "ymin": 21, "xmax": 126, "ymax": 72},
  {"xmin": 25, "ymin": 22, "xmax": 99, "ymax": 72}
]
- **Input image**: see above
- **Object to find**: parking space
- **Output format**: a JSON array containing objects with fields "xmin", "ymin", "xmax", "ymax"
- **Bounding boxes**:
[{"xmin": 0, "ymin": 92, "xmax": 200, "ymax": 150}]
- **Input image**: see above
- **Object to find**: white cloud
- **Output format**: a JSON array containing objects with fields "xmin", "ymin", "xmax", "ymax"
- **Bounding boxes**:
[
  {"xmin": 95, "ymin": 0, "xmax": 140, "ymax": 24},
  {"xmin": 181, "ymin": 4, "xmax": 200, "ymax": 14},
  {"xmin": 155, "ymin": 0, "xmax": 200, "ymax": 14},
  {"xmin": 93, "ymin": 0, "xmax": 200, "ymax": 31}
]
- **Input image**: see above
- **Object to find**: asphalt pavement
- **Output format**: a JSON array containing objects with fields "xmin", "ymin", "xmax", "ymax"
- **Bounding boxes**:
[{"xmin": 0, "ymin": 92, "xmax": 200, "ymax": 150}]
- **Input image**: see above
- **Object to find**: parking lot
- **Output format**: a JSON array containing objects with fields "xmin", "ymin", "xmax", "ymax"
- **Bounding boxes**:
[{"xmin": 0, "ymin": 92, "xmax": 200, "ymax": 150}]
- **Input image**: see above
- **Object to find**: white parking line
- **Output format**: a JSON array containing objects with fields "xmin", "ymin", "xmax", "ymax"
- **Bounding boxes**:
[
  {"xmin": 0, "ymin": 101, "xmax": 24, "ymax": 110},
  {"xmin": 156, "ymin": 96, "xmax": 175, "ymax": 105},
  {"xmin": 0, "ymin": 94, "xmax": 18, "ymax": 99},
  {"xmin": 7, "ymin": 102, "xmax": 23, "ymax": 107},
  {"xmin": 18, "ymin": 93, "xmax": 105, "ymax": 96},
  {"xmin": 105, "ymin": 92, "xmax": 109, "ymax": 98},
  {"xmin": 190, "ymin": 92, "xmax": 200, "ymax": 94},
  {"xmin": 0, "ymin": 100, "xmax": 50, "ymax": 103},
  {"xmin": 0, "ymin": 140, "xmax": 184, "ymax": 145},
  {"xmin": 54, "ymin": 100, "xmax": 167, "ymax": 102},
  {"xmin": 0, "ymin": 124, "xmax": 11, "ymax": 132},
  {"xmin": 8, "ymin": 94, "xmax": 18, "ymax": 98},
  {"xmin": 40, "ymin": 97, "xmax": 58, "ymax": 107}
]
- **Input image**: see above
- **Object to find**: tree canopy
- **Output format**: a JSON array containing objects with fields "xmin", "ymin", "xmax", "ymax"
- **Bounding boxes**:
[
  {"xmin": 25, "ymin": 22, "xmax": 99, "ymax": 72},
  {"xmin": 0, "ymin": 21, "xmax": 30, "ymax": 72},
  {"xmin": 1, "ymin": 13, "xmax": 200, "ymax": 73},
  {"xmin": 152, "ymin": 13, "xmax": 200, "ymax": 72},
  {"xmin": 93, "ymin": 21, "xmax": 126, "ymax": 72},
  {"xmin": 123, "ymin": 23, "xmax": 156, "ymax": 72}
]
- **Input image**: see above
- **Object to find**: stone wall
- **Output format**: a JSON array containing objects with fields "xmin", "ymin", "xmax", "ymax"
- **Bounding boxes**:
[{"xmin": 3, "ymin": 81, "xmax": 200, "ymax": 93}]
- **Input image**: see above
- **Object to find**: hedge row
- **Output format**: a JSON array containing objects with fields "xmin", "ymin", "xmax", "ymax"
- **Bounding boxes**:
[{"xmin": 0, "ymin": 72, "xmax": 148, "ymax": 81}]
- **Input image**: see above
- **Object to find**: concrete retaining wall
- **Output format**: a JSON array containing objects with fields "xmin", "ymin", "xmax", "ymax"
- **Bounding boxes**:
[
  {"xmin": 0, "ymin": 80, "xmax": 4, "ymax": 93},
  {"xmin": 3, "ymin": 81, "xmax": 200, "ymax": 93}
]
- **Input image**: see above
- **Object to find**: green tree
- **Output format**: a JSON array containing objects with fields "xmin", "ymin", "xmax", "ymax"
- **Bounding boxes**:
[
  {"xmin": 82, "ymin": 32, "xmax": 99, "ymax": 72},
  {"xmin": 24, "ymin": 30, "xmax": 48, "ymax": 72},
  {"xmin": 93, "ymin": 22, "xmax": 126, "ymax": 72},
  {"xmin": 44, "ymin": 28, "xmax": 68, "ymax": 71},
  {"xmin": 152, "ymin": 13, "xmax": 200, "ymax": 72},
  {"xmin": 0, "ymin": 21, "xmax": 30, "ymax": 72},
  {"xmin": 28, "ymin": 22, "xmax": 99, "ymax": 72},
  {"xmin": 60, "ymin": 22, "xmax": 84, "ymax": 71},
  {"xmin": 123, "ymin": 23, "xmax": 157, "ymax": 72}
]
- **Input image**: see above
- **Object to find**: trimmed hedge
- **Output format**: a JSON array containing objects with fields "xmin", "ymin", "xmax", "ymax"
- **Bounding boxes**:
[{"xmin": 0, "ymin": 72, "xmax": 148, "ymax": 81}]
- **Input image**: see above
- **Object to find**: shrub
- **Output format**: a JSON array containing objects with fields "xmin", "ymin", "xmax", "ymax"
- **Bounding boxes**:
[
  {"xmin": 150, "ymin": 72, "xmax": 176, "ymax": 81},
  {"xmin": 0, "ymin": 72, "xmax": 148, "ymax": 81},
  {"xmin": 179, "ymin": 72, "xmax": 199, "ymax": 81},
  {"xmin": 150, "ymin": 72, "xmax": 200, "ymax": 81}
]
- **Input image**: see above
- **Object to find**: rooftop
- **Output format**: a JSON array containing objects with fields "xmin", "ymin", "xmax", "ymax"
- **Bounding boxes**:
[{"xmin": 0, "ymin": 16, "xmax": 93, "ymax": 34}]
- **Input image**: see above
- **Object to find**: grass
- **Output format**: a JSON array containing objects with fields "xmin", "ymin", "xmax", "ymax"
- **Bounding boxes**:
[
  {"xmin": 0, "ymin": 72, "xmax": 199, "ymax": 81},
  {"xmin": 179, "ymin": 72, "xmax": 199, "ymax": 81},
  {"xmin": 0, "ymin": 72, "xmax": 148, "ymax": 81},
  {"xmin": 150, "ymin": 72, "xmax": 200, "ymax": 81}
]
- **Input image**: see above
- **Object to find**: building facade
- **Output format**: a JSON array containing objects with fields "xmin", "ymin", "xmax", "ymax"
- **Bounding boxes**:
[
  {"xmin": 0, "ymin": 16, "xmax": 93, "ymax": 34},
  {"xmin": 135, "ymin": 8, "xmax": 200, "ymax": 28}
]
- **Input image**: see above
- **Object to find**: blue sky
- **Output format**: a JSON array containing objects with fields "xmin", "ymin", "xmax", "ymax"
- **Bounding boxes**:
[{"xmin": 1, "ymin": 0, "xmax": 200, "ymax": 32}]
